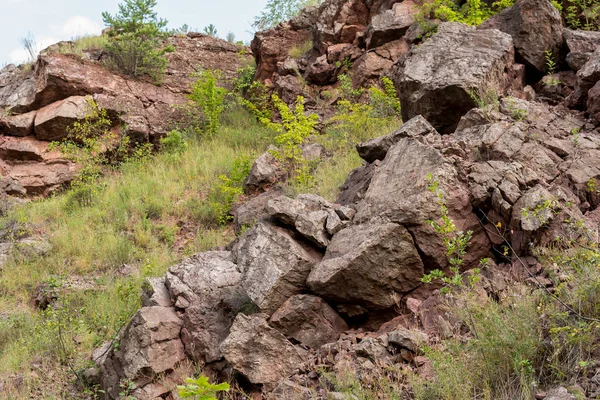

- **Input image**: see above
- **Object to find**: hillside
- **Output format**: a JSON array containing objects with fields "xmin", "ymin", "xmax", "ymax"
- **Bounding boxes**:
[{"xmin": 1, "ymin": 0, "xmax": 600, "ymax": 399}]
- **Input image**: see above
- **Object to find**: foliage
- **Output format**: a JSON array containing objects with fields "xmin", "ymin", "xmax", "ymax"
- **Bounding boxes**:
[
  {"xmin": 368, "ymin": 77, "xmax": 402, "ymax": 118},
  {"xmin": 159, "ymin": 129, "xmax": 188, "ymax": 155},
  {"xmin": 102, "ymin": 0, "xmax": 173, "ymax": 82},
  {"xmin": 187, "ymin": 69, "xmax": 228, "ymax": 137},
  {"xmin": 288, "ymin": 39, "xmax": 313, "ymax": 59},
  {"xmin": 226, "ymin": 32, "xmax": 236, "ymax": 43},
  {"xmin": 253, "ymin": 0, "xmax": 322, "ymax": 31},
  {"xmin": 421, "ymin": 175, "xmax": 474, "ymax": 293},
  {"xmin": 20, "ymin": 32, "xmax": 40, "ymax": 62},
  {"xmin": 545, "ymin": 50, "xmax": 557, "ymax": 75},
  {"xmin": 178, "ymin": 375, "xmax": 230, "ymax": 399},
  {"xmin": 565, "ymin": 0, "xmax": 600, "ymax": 30},
  {"xmin": 232, "ymin": 63, "xmax": 257, "ymax": 96},
  {"xmin": 337, "ymin": 73, "xmax": 364, "ymax": 101},
  {"xmin": 203, "ymin": 24, "xmax": 218, "ymax": 37},
  {"xmin": 207, "ymin": 156, "xmax": 251, "ymax": 225}
]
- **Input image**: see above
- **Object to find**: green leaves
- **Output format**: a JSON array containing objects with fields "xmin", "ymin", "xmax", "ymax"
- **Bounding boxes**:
[
  {"xmin": 177, "ymin": 375, "xmax": 230, "ymax": 399},
  {"xmin": 188, "ymin": 70, "xmax": 228, "ymax": 137},
  {"xmin": 253, "ymin": 0, "xmax": 322, "ymax": 31}
]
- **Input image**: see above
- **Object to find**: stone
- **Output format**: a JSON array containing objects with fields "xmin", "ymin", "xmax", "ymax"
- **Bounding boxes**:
[
  {"xmin": 100, "ymin": 306, "xmax": 186, "ymax": 398},
  {"xmin": 270, "ymin": 380, "xmax": 314, "ymax": 400},
  {"xmin": 336, "ymin": 162, "xmax": 377, "ymax": 205},
  {"xmin": 393, "ymin": 22, "xmax": 517, "ymax": 134},
  {"xmin": 307, "ymin": 223, "xmax": 424, "ymax": 309},
  {"xmin": 295, "ymin": 209, "xmax": 330, "ymax": 247},
  {"xmin": 350, "ymin": 52, "xmax": 394, "ymax": 88},
  {"xmin": 306, "ymin": 54, "xmax": 337, "ymax": 85},
  {"xmin": 141, "ymin": 277, "xmax": 171, "ymax": 308},
  {"xmin": 267, "ymin": 196, "xmax": 307, "ymax": 226},
  {"xmin": 355, "ymin": 337, "xmax": 391, "ymax": 362},
  {"xmin": 269, "ymin": 294, "xmax": 348, "ymax": 349},
  {"xmin": 220, "ymin": 314, "xmax": 307, "ymax": 389},
  {"xmin": 545, "ymin": 387, "xmax": 577, "ymax": 400},
  {"xmin": 34, "ymin": 96, "xmax": 89, "ymax": 141},
  {"xmin": 232, "ymin": 187, "xmax": 283, "ymax": 233},
  {"xmin": 479, "ymin": 0, "xmax": 563, "ymax": 75},
  {"xmin": 243, "ymin": 149, "xmax": 287, "ymax": 194},
  {"xmin": 232, "ymin": 222, "xmax": 322, "ymax": 314},
  {"xmin": 564, "ymin": 29, "xmax": 600, "ymax": 72},
  {"xmin": 356, "ymin": 115, "xmax": 438, "ymax": 163},
  {"xmin": 365, "ymin": 1, "xmax": 416, "ymax": 49},
  {"xmin": 511, "ymin": 185, "xmax": 556, "ymax": 232},
  {"xmin": 0, "ymin": 111, "xmax": 36, "ymax": 137},
  {"xmin": 165, "ymin": 251, "xmax": 248, "ymax": 363},
  {"xmin": 387, "ymin": 328, "xmax": 428, "ymax": 352},
  {"xmin": 0, "ymin": 137, "xmax": 45, "ymax": 162},
  {"xmin": 571, "ymin": 47, "xmax": 600, "ymax": 108}
]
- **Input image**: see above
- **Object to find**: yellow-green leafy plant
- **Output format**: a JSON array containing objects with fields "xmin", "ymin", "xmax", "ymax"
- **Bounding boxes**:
[
  {"xmin": 187, "ymin": 69, "xmax": 228, "ymax": 138},
  {"xmin": 368, "ymin": 76, "xmax": 401, "ymax": 118},
  {"xmin": 178, "ymin": 375, "xmax": 230, "ymax": 400},
  {"xmin": 566, "ymin": 0, "xmax": 600, "ymax": 30}
]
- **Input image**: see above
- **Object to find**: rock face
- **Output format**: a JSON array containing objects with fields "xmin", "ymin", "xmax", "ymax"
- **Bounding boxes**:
[
  {"xmin": 479, "ymin": 0, "xmax": 563, "ymax": 75},
  {"xmin": 564, "ymin": 29, "xmax": 600, "ymax": 72},
  {"xmin": 307, "ymin": 223, "xmax": 424, "ymax": 309},
  {"xmin": 0, "ymin": 34, "xmax": 252, "ymax": 197},
  {"xmin": 365, "ymin": 1, "xmax": 416, "ymax": 49},
  {"xmin": 220, "ymin": 314, "xmax": 307, "ymax": 389},
  {"xmin": 232, "ymin": 222, "xmax": 322, "ymax": 314},
  {"xmin": 165, "ymin": 251, "xmax": 249, "ymax": 363},
  {"xmin": 393, "ymin": 22, "xmax": 519, "ymax": 134},
  {"xmin": 269, "ymin": 294, "xmax": 348, "ymax": 348}
]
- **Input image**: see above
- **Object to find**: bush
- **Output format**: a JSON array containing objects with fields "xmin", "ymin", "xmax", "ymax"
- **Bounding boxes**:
[
  {"xmin": 187, "ymin": 70, "xmax": 228, "ymax": 137},
  {"xmin": 369, "ymin": 77, "xmax": 402, "ymax": 118},
  {"xmin": 253, "ymin": 0, "xmax": 323, "ymax": 31},
  {"xmin": 102, "ymin": 0, "xmax": 173, "ymax": 82},
  {"xmin": 159, "ymin": 130, "xmax": 188, "ymax": 155}
]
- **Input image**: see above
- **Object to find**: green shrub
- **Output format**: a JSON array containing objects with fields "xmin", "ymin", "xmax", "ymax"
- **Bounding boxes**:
[
  {"xmin": 178, "ymin": 375, "xmax": 230, "ymax": 399},
  {"xmin": 159, "ymin": 129, "xmax": 188, "ymax": 155},
  {"xmin": 369, "ymin": 77, "xmax": 401, "ymax": 118},
  {"xmin": 187, "ymin": 70, "xmax": 228, "ymax": 137},
  {"xmin": 102, "ymin": 0, "xmax": 173, "ymax": 82}
]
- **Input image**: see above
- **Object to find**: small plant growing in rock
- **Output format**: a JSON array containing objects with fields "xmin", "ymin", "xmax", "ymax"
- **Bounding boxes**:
[
  {"xmin": 570, "ymin": 127, "xmax": 581, "ymax": 147},
  {"xmin": 421, "ymin": 174, "xmax": 474, "ymax": 294},
  {"xmin": 545, "ymin": 50, "xmax": 558, "ymax": 75},
  {"xmin": 368, "ymin": 77, "xmax": 402, "ymax": 118},
  {"xmin": 178, "ymin": 375, "xmax": 230, "ymax": 400},
  {"xmin": 337, "ymin": 73, "xmax": 364, "ymax": 101}
]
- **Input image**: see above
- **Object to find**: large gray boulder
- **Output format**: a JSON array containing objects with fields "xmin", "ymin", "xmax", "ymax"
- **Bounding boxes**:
[
  {"xmin": 243, "ymin": 149, "xmax": 287, "ymax": 194},
  {"xmin": 356, "ymin": 115, "xmax": 438, "ymax": 163},
  {"xmin": 365, "ymin": 1, "xmax": 416, "ymax": 49},
  {"xmin": 220, "ymin": 313, "xmax": 307, "ymax": 389},
  {"xmin": 564, "ymin": 29, "xmax": 600, "ymax": 72},
  {"xmin": 269, "ymin": 294, "xmax": 348, "ymax": 348},
  {"xmin": 393, "ymin": 22, "xmax": 517, "ymax": 134},
  {"xmin": 479, "ymin": 0, "xmax": 563, "ymax": 75},
  {"xmin": 307, "ymin": 223, "xmax": 424, "ymax": 309},
  {"xmin": 232, "ymin": 222, "xmax": 322, "ymax": 314},
  {"xmin": 165, "ymin": 251, "xmax": 249, "ymax": 363},
  {"xmin": 99, "ymin": 306, "xmax": 186, "ymax": 399}
]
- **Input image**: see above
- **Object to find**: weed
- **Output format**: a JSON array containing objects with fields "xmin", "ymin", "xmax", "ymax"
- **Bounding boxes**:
[
  {"xmin": 288, "ymin": 39, "xmax": 313, "ymax": 59},
  {"xmin": 188, "ymin": 69, "xmax": 228, "ymax": 138},
  {"xmin": 178, "ymin": 375, "xmax": 230, "ymax": 399}
]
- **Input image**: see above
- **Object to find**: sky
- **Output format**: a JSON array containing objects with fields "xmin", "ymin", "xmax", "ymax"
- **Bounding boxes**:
[{"xmin": 0, "ymin": 0, "xmax": 269, "ymax": 65}]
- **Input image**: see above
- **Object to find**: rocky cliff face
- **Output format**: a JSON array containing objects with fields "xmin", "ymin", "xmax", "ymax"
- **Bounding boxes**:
[{"xmin": 0, "ymin": 34, "xmax": 252, "ymax": 197}]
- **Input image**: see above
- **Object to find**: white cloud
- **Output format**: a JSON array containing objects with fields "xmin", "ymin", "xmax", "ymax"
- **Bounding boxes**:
[{"xmin": 7, "ymin": 15, "xmax": 101, "ymax": 65}]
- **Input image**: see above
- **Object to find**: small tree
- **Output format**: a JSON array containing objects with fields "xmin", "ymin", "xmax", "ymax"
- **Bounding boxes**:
[
  {"xmin": 203, "ymin": 24, "xmax": 218, "ymax": 37},
  {"xmin": 187, "ymin": 69, "xmax": 228, "ymax": 137},
  {"xmin": 102, "ymin": 0, "xmax": 172, "ymax": 82},
  {"xmin": 253, "ymin": 0, "xmax": 322, "ymax": 31}
]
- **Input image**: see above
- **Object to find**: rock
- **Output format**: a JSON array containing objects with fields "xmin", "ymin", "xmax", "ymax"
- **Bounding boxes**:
[
  {"xmin": 34, "ymin": 96, "xmax": 90, "ymax": 141},
  {"xmin": 232, "ymin": 187, "xmax": 284, "ymax": 233},
  {"xmin": 511, "ymin": 185, "xmax": 556, "ymax": 232},
  {"xmin": 165, "ymin": 251, "xmax": 248, "ymax": 363},
  {"xmin": 350, "ymin": 51, "xmax": 394, "ymax": 88},
  {"xmin": 31, "ymin": 282, "xmax": 58, "ymax": 310},
  {"xmin": 355, "ymin": 336, "xmax": 391, "ymax": 361},
  {"xmin": 295, "ymin": 209, "xmax": 330, "ymax": 247},
  {"xmin": 571, "ymin": 47, "xmax": 600, "ymax": 108},
  {"xmin": 243, "ymin": 149, "xmax": 287, "ymax": 194},
  {"xmin": 141, "ymin": 277, "xmax": 171, "ymax": 308},
  {"xmin": 0, "ymin": 137, "xmax": 45, "ymax": 162},
  {"xmin": 269, "ymin": 294, "xmax": 348, "ymax": 348},
  {"xmin": 301, "ymin": 142, "xmax": 327, "ymax": 160},
  {"xmin": 479, "ymin": 0, "xmax": 563, "ymax": 75},
  {"xmin": 587, "ymin": 80, "xmax": 600, "ymax": 123},
  {"xmin": 545, "ymin": 387, "xmax": 577, "ymax": 400},
  {"xmin": 564, "ymin": 29, "xmax": 600, "ymax": 72},
  {"xmin": 387, "ymin": 328, "xmax": 428, "ymax": 352},
  {"xmin": 393, "ymin": 22, "xmax": 517, "ymax": 134},
  {"xmin": 232, "ymin": 222, "xmax": 322, "ymax": 314},
  {"xmin": 220, "ymin": 314, "xmax": 307, "ymax": 389},
  {"xmin": 100, "ymin": 307, "xmax": 186, "ymax": 398},
  {"xmin": 0, "ymin": 111, "xmax": 36, "ymax": 137},
  {"xmin": 267, "ymin": 196, "xmax": 308, "ymax": 226},
  {"xmin": 270, "ymin": 380, "xmax": 314, "ymax": 399},
  {"xmin": 325, "ymin": 209, "xmax": 346, "ymax": 235},
  {"xmin": 314, "ymin": 0, "xmax": 369, "ymax": 51},
  {"xmin": 357, "ymin": 115, "xmax": 437, "ymax": 163},
  {"xmin": 365, "ymin": 1, "xmax": 416, "ymax": 49},
  {"xmin": 336, "ymin": 162, "xmax": 377, "ymax": 205},
  {"xmin": 307, "ymin": 223, "xmax": 424, "ymax": 309}
]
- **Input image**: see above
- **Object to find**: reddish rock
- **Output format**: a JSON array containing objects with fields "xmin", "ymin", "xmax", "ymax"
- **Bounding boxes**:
[
  {"xmin": 34, "ymin": 96, "xmax": 89, "ymax": 141},
  {"xmin": 0, "ymin": 111, "xmax": 36, "ymax": 137},
  {"xmin": 0, "ymin": 136, "xmax": 45, "ymax": 162}
]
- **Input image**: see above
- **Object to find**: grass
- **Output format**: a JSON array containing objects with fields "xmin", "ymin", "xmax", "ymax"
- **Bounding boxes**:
[
  {"xmin": 288, "ymin": 39, "xmax": 313, "ymax": 59},
  {"xmin": 50, "ymin": 35, "xmax": 108, "ymax": 56}
]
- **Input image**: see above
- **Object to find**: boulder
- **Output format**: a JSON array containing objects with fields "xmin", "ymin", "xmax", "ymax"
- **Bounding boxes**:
[
  {"xmin": 314, "ymin": 0, "xmax": 369, "ymax": 51},
  {"xmin": 232, "ymin": 187, "xmax": 284, "ymax": 233},
  {"xmin": 165, "ymin": 251, "xmax": 248, "ymax": 363},
  {"xmin": 365, "ymin": 1, "xmax": 416, "ymax": 49},
  {"xmin": 0, "ymin": 137, "xmax": 45, "ymax": 162},
  {"xmin": 220, "ymin": 313, "xmax": 307, "ymax": 389},
  {"xmin": 350, "ymin": 52, "xmax": 394, "ymax": 87},
  {"xmin": 232, "ymin": 222, "xmax": 322, "ymax": 314},
  {"xmin": 243, "ymin": 149, "xmax": 287, "ymax": 194},
  {"xmin": 99, "ymin": 306, "xmax": 186, "ymax": 398},
  {"xmin": 336, "ymin": 162, "xmax": 377, "ymax": 205},
  {"xmin": 387, "ymin": 328, "xmax": 428, "ymax": 352},
  {"xmin": 571, "ymin": 47, "xmax": 600, "ymax": 108},
  {"xmin": 564, "ymin": 29, "xmax": 600, "ymax": 72},
  {"xmin": 356, "ymin": 115, "xmax": 438, "ymax": 163},
  {"xmin": 393, "ymin": 22, "xmax": 517, "ymax": 134},
  {"xmin": 307, "ymin": 223, "xmax": 424, "ymax": 309},
  {"xmin": 479, "ymin": 0, "xmax": 563, "ymax": 75},
  {"xmin": 34, "ymin": 96, "xmax": 89, "ymax": 141},
  {"xmin": 269, "ymin": 294, "xmax": 348, "ymax": 348},
  {"xmin": 0, "ymin": 111, "xmax": 36, "ymax": 137},
  {"xmin": 141, "ymin": 277, "xmax": 171, "ymax": 308}
]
